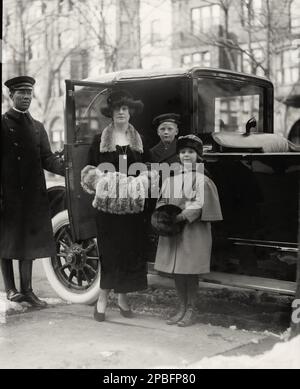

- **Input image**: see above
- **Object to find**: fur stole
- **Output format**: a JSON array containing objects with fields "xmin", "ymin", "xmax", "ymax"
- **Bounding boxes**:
[{"xmin": 100, "ymin": 123, "xmax": 143, "ymax": 153}]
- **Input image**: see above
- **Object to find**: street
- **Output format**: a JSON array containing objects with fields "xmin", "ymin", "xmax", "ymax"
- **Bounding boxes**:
[{"xmin": 1, "ymin": 259, "xmax": 298, "ymax": 369}]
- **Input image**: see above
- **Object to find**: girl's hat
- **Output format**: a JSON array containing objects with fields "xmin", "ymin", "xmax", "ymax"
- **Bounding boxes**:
[
  {"xmin": 101, "ymin": 88, "xmax": 144, "ymax": 118},
  {"xmin": 151, "ymin": 204, "xmax": 184, "ymax": 236},
  {"xmin": 177, "ymin": 134, "xmax": 203, "ymax": 157}
]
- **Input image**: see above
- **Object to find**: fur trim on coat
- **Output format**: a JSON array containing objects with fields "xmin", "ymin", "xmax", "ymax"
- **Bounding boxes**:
[{"xmin": 99, "ymin": 123, "xmax": 143, "ymax": 154}]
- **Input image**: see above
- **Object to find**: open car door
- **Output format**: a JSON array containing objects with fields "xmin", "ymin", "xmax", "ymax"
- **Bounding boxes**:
[{"xmin": 64, "ymin": 79, "xmax": 114, "ymax": 241}]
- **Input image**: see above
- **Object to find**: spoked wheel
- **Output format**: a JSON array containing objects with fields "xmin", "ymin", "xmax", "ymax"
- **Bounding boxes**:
[{"xmin": 43, "ymin": 210, "xmax": 100, "ymax": 304}]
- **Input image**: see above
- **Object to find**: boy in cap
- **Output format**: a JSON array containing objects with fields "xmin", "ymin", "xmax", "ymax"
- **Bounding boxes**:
[
  {"xmin": 153, "ymin": 135, "xmax": 223, "ymax": 326},
  {"xmin": 0, "ymin": 76, "xmax": 65, "ymax": 307},
  {"xmin": 149, "ymin": 113, "xmax": 181, "ymax": 164}
]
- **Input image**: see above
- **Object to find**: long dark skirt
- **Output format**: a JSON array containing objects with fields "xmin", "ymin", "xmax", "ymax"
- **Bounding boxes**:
[{"xmin": 95, "ymin": 211, "xmax": 148, "ymax": 293}]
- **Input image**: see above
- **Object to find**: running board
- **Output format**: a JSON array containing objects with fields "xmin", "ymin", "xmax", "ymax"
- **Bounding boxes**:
[
  {"xmin": 147, "ymin": 264, "xmax": 296, "ymax": 295},
  {"xmin": 198, "ymin": 272, "xmax": 296, "ymax": 296}
]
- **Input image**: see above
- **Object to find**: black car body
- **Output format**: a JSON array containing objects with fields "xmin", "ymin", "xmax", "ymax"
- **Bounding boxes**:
[{"xmin": 45, "ymin": 67, "xmax": 299, "ymax": 303}]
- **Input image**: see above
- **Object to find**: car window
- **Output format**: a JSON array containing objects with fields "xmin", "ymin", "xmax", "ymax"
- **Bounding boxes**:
[
  {"xmin": 74, "ymin": 85, "xmax": 112, "ymax": 143},
  {"xmin": 197, "ymin": 78, "xmax": 264, "ymax": 134},
  {"xmin": 72, "ymin": 77, "xmax": 191, "ymax": 146}
]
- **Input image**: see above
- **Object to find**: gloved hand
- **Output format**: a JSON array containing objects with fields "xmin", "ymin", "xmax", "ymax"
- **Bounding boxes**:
[{"xmin": 175, "ymin": 213, "xmax": 185, "ymax": 223}]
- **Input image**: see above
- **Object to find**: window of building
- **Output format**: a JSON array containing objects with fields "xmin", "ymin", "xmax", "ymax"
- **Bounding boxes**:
[
  {"xmin": 58, "ymin": 32, "xmax": 62, "ymax": 49},
  {"xmin": 58, "ymin": 0, "xmax": 64, "ymax": 13},
  {"xmin": 291, "ymin": 0, "xmax": 300, "ymax": 33},
  {"xmin": 191, "ymin": 5, "xmax": 220, "ymax": 35},
  {"xmin": 41, "ymin": 1, "xmax": 47, "ymax": 14},
  {"xmin": 68, "ymin": 0, "xmax": 74, "ymax": 11},
  {"xmin": 31, "ymin": 38, "xmax": 43, "ymax": 60},
  {"xmin": 28, "ymin": 38, "xmax": 33, "ymax": 60},
  {"xmin": 52, "ymin": 71, "xmax": 63, "ymax": 98},
  {"xmin": 70, "ymin": 50, "xmax": 89, "ymax": 80},
  {"xmin": 120, "ymin": 21, "xmax": 131, "ymax": 46},
  {"xmin": 276, "ymin": 48, "xmax": 300, "ymax": 85},
  {"xmin": 181, "ymin": 51, "xmax": 211, "ymax": 67},
  {"xmin": 50, "ymin": 120, "xmax": 64, "ymax": 150},
  {"xmin": 241, "ymin": 0, "xmax": 262, "ymax": 26},
  {"xmin": 150, "ymin": 19, "xmax": 161, "ymax": 45},
  {"xmin": 5, "ymin": 14, "xmax": 10, "ymax": 28}
]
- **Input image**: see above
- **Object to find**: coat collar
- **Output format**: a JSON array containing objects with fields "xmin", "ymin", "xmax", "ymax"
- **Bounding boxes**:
[
  {"xmin": 6, "ymin": 107, "xmax": 33, "ymax": 122},
  {"xmin": 12, "ymin": 107, "xmax": 28, "ymax": 114},
  {"xmin": 100, "ymin": 122, "xmax": 143, "ymax": 153},
  {"xmin": 151, "ymin": 139, "xmax": 177, "ymax": 162}
]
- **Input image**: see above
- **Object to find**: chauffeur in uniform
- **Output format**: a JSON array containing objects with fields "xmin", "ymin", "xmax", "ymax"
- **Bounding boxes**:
[
  {"xmin": 149, "ymin": 113, "xmax": 181, "ymax": 164},
  {"xmin": 0, "ymin": 76, "xmax": 65, "ymax": 307}
]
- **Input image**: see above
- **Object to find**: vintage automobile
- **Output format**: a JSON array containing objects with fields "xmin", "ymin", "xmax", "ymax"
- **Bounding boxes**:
[{"xmin": 44, "ymin": 67, "xmax": 300, "ymax": 304}]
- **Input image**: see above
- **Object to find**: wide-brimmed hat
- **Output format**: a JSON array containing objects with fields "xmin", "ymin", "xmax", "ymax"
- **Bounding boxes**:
[
  {"xmin": 152, "ymin": 113, "xmax": 181, "ymax": 129},
  {"xmin": 177, "ymin": 135, "xmax": 203, "ymax": 157},
  {"xmin": 151, "ymin": 204, "xmax": 184, "ymax": 236},
  {"xmin": 4, "ymin": 76, "xmax": 35, "ymax": 91},
  {"xmin": 101, "ymin": 89, "xmax": 144, "ymax": 118}
]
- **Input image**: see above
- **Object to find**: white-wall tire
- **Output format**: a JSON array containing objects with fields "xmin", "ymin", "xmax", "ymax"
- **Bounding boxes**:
[{"xmin": 43, "ymin": 210, "xmax": 100, "ymax": 304}]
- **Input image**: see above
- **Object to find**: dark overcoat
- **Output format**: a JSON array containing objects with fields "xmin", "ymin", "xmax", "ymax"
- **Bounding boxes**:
[
  {"xmin": 149, "ymin": 139, "xmax": 180, "ymax": 164},
  {"xmin": 0, "ymin": 108, "xmax": 65, "ymax": 260},
  {"xmin": 87, "ymin": 124, "xmax": 149, "ymax": 293}
]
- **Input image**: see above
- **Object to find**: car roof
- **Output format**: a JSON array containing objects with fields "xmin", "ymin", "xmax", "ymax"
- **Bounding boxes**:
[{"xmin": 79, "ymin": 67, "xmax": 273, "ymax": 85}]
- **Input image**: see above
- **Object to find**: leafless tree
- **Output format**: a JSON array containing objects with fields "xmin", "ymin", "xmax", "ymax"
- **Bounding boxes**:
[
  {"xmin": 186, "ymin": 0, "xmax": 294, "ymax": 78},
  {"xmin": 68, "ymin": 0, "xmax": 142, "ymax": 72},
  {"xmin": 3, "ymin": 0, "xmax": 86, "ymax": 122}
]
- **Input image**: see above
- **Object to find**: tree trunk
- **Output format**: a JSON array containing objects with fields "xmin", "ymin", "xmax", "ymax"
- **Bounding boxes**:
[{"xmin": 265, "ymin": 0, "xmax": 272, "ymax": 79}]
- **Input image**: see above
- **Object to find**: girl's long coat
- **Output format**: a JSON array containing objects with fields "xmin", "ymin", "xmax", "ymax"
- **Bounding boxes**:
[
  {"xmin": 154, "ymin": 169, "xmax": 223, "ymax": 274},
  {"xmin": 0, "ymin": 108, "xmax": 65, "ymax": 260}
]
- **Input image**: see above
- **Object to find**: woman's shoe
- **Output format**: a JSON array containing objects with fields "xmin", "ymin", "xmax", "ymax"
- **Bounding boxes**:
[
  {"xmin": 118, "ymin": 305, "xmax": 133, "ymax": 318},
  {"xmin": 94, "ymin": 305, "xmax": 105, "ymax": 322},
  {"xmin": 6, "ymin": 289, "xmax": 24, "ymax": 303},
  {"xmin": 177, "ymin": 307, "xmax": 197, "ymax": 327},
  {"xmin": 166, "ymin": 304, "xmax": 186, "ymax": 325}
]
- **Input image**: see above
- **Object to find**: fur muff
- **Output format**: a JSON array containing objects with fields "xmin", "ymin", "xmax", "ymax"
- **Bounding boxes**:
[
  {"xmin": 81, "ymin": 165, "xmax": 102, "ymax": 194},
  {"xmin": 92, "ymin": 171, "xmax": 146, "ymax": 214},
  {"xmin": 81, "ymin": 167, "xmax": 159, "ymax": 214}
]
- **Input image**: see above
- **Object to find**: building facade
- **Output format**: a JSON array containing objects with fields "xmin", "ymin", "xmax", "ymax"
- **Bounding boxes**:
[
  {"xmin": 2, "ymin": 0, "xmax": 300, "ymax": 145},
  {"xmin": 170, "ymin": 0, "xmax": 300, "ymax": 138}
]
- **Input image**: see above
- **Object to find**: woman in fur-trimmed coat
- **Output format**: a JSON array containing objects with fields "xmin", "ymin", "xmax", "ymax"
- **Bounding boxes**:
[{"xmin": 87, "ymin": 89, "xmax": 150, "ymax": 322}]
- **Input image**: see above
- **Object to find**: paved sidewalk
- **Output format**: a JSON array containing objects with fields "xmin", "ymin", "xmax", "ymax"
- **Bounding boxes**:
[
  {"xmin": 0, "ymin": 302, "xmax": 280, "ymax": 369},
  {"xmin": 0, "ymin": 259, "xmax": 294, "ymax": 369}
]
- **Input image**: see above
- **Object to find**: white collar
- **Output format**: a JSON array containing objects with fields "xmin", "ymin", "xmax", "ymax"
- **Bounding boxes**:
[{"xmin": 12, "ymin": 107, "xmax": 28, "ymax": 114}]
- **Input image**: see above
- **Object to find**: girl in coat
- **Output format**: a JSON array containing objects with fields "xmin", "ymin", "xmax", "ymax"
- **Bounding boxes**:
[{"xmin": 154, "ymin": 135, "xmax": 223, "ymax": 327}]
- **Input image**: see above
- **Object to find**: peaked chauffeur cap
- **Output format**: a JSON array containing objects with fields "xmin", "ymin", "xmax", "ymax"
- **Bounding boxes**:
[
  {"xmin": 4, "ymin": 76, "xmax": 36, "ymax": 91},
  {"xmin": 152, "ymin": 113, "xmax": 181, "ymax": 128}
]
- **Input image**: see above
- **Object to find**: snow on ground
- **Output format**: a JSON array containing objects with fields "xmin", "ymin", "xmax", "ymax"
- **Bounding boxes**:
[
  {"xmin": 187, "ymin": 335, "xmax": 300, "ymax": 369},
  {"xmin": 0, "ymin": 292, "xmax": 67, "ymax": 324}
]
